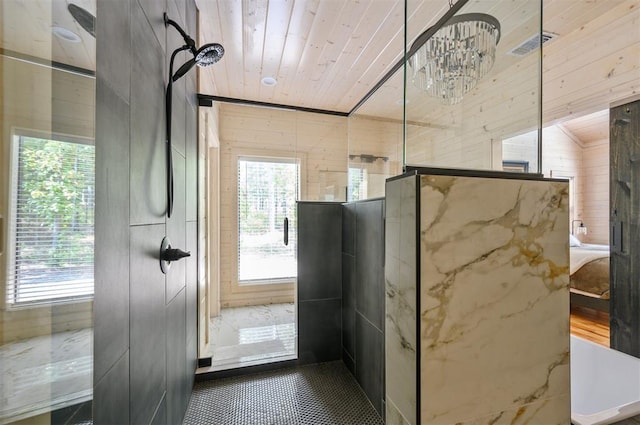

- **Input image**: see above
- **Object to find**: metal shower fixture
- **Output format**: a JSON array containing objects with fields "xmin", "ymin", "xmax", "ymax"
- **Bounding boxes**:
[
  {"xmin": 164, "ymin": 13, "xmax": 224, "ymax": 218},
  {"xmin": 164, "ymin": 13, "xmax": 224, "ymax": 83}
]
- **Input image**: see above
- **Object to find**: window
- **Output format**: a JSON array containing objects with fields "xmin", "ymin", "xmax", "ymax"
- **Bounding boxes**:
[
  {"xmin": 348, "ymin": 167, "xmax": 367, "ymax": 201},
  {"xmin": 237, "ymin": 157, "xmax": 299, "ymax": 283},
  {"xmin": 502, "ymin": 160, "xmax": 530, "ymax": 173},
  {"xmin": 7, "ymin": 134, "xmax": 95, "ymax": 305}
]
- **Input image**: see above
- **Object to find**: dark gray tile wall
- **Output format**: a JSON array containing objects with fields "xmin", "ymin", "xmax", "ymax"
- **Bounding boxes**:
[
  {"xmin": 341, "ymin": 199, "xmax": 385, "ymax": 417},
  {"xmin": 297, "ymin": 202, "xmax": 343, "ymax": 364},
  {"xmin": 129, "ymin": 0, "xmax": 166, "ymax": 225},
  {"xmin": 355, "ymin": 201, "xmax": 385, "ymax": 330},
  {"xmin": 167, "ymin": 154, "xmax": 187, "ymax": 302},
  {"xmin": 356, "ymin": 313, "xmax": 384, "ymax": 414},
  {"xmin": 95, "ymin": 0, "xmax": 199, "ymax": 423},
  {"xmin": 93, "ymin": 352, "xmax": 130, "ymax": 425},
  {"xmin": 94, "ymin": 77, "xmax": 130, "ymax": 383},
  {"xmin": 166, "ymin": 289, "xmax": 188, "ymax": 425},
  {"xmin": 129, "ymin": 224, "xmax": 167, "ymax": 425},
  {"xmin": 298, "ymin": 299, "xmax": 343, "ymax": 363},
  {"xmin": 297, "ymin": 203, "xmax": 342, "ymax": 301}
]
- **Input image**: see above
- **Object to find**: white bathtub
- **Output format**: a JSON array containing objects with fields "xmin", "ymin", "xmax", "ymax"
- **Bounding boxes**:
[{"xmin": 572, "ymin": 335, "xmax": 640, "ymax": 425}]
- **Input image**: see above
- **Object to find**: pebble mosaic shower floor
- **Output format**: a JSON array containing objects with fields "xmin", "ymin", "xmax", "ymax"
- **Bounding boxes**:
[{"xmin": 184, "ymin": 361, "xmax": 383, "ymax": 425}]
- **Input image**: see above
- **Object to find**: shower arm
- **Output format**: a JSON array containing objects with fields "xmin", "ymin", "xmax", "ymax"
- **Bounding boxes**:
[
  {"xmin": 165, "ymin": 45, "xmax": 191, "ymax": 218},
  {"xmin": 164, "ymin": 13, "xmax": 197, "ymax": 56}
]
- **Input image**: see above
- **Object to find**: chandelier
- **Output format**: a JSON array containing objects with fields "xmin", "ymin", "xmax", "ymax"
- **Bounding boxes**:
[{"xmin": 409, "ymin": 13, "xmax": 501, "ymax": 105}]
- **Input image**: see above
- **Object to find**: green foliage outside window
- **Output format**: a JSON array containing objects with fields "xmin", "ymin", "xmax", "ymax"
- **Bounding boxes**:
[{"xmin": 15, "ymin": 136, "xmax": 94, "ymax": 273}]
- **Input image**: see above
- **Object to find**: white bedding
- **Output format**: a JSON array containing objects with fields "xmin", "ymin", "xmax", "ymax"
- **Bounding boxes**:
[{"xmin": 570, "ymin": 244, "xmax": 610, "ymax": 275}]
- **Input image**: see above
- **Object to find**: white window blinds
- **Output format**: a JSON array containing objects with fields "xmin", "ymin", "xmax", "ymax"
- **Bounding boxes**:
[
  {"xmin": 7, "ymin": 135, "xmax": 95, "ymax": 305},
  {"xmin": 237, "ymin": 157, "xmax": 298, "ymax": 283}
]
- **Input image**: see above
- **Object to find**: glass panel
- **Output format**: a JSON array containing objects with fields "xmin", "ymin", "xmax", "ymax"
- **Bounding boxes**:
[
  {"xmin": 1, "ymin": 0, "xmax": 96, "ymax": 422},
  {"xmin": 347, "ymin": 61, "xmax": 403, "ymax": 201},
  {"xmin": 237, "ymin": 157, "xmax": 299, "ymax": 283},
  {"xmin": 405, "ymin": 0, "xmax": 542, "ymax": 172}
]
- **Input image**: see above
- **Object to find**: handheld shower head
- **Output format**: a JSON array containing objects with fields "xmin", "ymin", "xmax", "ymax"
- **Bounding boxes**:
[
  {"xmin": 195, "ymin": 43, "xmax": 225, "ymax": 67},
  {"xmin": 171, "ymin": 43, "xmax": 225, "ymax": 82},
  {"xmin": 165, "ymin": 13, "xmax": 224, "ymax": 217}
]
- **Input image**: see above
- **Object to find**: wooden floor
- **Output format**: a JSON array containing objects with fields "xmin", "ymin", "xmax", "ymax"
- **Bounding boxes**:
[{"xmin": 570, "ymin": 305, "xmax": 610, "ymax": 347}]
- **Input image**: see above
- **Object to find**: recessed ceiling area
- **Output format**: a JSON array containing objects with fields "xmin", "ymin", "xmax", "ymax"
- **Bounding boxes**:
[{"xmin": 560, "ymin": 109, "xmax": 610, "ymax": 147}]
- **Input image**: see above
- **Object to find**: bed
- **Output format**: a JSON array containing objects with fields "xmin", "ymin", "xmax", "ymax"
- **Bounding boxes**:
[{"xmin": 570, "ymin": 235, "xmax": 610, "ymax": 312}]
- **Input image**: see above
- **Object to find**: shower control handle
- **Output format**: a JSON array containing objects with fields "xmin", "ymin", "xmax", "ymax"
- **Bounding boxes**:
[
  {"xmin": 160, "ymin": 237, "xmax": 190, "ymax": 274},
  {"xmin": 162, "ymin": 248, "xmax": 191, "ymax": 262}
]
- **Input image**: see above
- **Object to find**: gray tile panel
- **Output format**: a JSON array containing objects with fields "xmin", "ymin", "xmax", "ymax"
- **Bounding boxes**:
[
  {"xmin": 130, "ymin": 0, "xmax": 167, "ymax": 225},
  {"xmin": 166, "ymin": 152, "xmax": 187, "ymax": 303},
  {"xmin": 94, "ymin": 77, "xmax": 130, "ymax": 383},
  {"xmin": 130, "ymin": 224, "xmax": 167, "ymax": 425},
  {"xmin": 93, "ymin": 351, "xmax": 130, "ymax": 425},
  {"xmin": 298, "ymin": 299, "xmax": 342, "ymax": 364},
  {"xmin": 136, "ymin": 0, "xmax": 167, "ymax": 56},
  {"xmin": 150, "ymin": 393, "xmax": 167, "ymax": 425},
  {"xmin": 355, "ymin": 200, "xmax": 385, "ymax": 330},
  {"xmin": 356, "ymin": 312, "xmax": 384, "ymax": 416},
  {"xmin": 96, "ymin": 0, "xmax": 131, "ymax": 101},
  {"xmin": 342, "ymin": 203, "xmax": 356, "ymax": 256},
  {"xmin": 341, "ymin": 253, "xmax": 356, "ymax": 359},
  {"xmin": 185, "ymin": 221, "xmax": 198, "ymax": 363},
  {"xmin": 185, "ymin": 104, "xmax": 198, "ymax": 222},
  {"xmin": 166, "ymin": 289, "xmax": 188, "ymax": 425},
  {"xmin": 297, "ymin": 202, "xmax": 342, "ymax": 301}
]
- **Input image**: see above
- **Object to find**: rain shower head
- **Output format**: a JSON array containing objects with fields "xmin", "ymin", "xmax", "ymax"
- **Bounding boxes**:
[{"xmin": 172, "ymin": 43, "xmax": 224, "ymax": 82}]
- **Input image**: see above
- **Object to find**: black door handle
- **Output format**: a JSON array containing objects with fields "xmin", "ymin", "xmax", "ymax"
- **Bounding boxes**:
[{"xmin": 284, "ymin": 217, "xmax": 289, "ymax": 246}]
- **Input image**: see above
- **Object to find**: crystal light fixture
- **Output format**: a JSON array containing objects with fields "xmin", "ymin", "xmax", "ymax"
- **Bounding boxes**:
[{"xmin": 409, "ymin": 13, "xmax": 501, "ymax": 105}]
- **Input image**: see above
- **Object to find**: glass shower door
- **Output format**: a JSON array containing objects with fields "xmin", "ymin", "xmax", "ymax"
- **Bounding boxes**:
[{"xmin": 1, "ymin": 1, "xmax": 96, "ymax": 423}]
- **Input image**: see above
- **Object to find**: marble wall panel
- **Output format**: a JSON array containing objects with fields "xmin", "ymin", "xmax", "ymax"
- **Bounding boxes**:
[
  {"xmin": 418, "ymin": 174, "xmax": 570, "ymax": 423},
  {"xmin": 384, "ymin": 177, "xmax": 417, "ymax": 425}
]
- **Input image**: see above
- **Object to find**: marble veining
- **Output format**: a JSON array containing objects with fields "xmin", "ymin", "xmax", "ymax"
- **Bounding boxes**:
[
  {"xmin": 200, "ymin": 303, "xmax": 296, "ymax": 372},
  {"xmin": 0, "ymin": 328, "xmax": 93, "ymax": 423},
  {"xmin": 385, "ymin": 177, "xmax": 417, "ymax": 425},
  {"xmin": 418, "ymin": 175, "xmax": 570, "ymax": 423}
]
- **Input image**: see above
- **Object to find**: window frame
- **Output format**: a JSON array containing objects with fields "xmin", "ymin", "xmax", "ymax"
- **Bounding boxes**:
[{"xmin": 6, "ymin": 128, "xmax": 95, "ymax": 308}]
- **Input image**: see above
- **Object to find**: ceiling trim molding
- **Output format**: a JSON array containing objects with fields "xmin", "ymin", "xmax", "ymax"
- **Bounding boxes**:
[
  {"xmin": 556, "ymin": 123, "xmax": 586, "ymax": 149},
  {"xmin": 0, "ymin": 48, "xmax": 95, "ymax": 78},
  {"xmin": 582, "ymin": 139, "xmax": 609, "ymax": 149},
  {"xmin": 197, "ymin": 94, "xmax": 349, "ymax": 117}
]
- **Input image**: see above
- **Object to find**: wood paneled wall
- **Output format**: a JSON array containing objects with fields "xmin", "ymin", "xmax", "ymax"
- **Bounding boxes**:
[
  {"xmin": 543, "ymin": 0, "xmax": 640, "ymax": 124},
  {"xmin": 214, "ymin": 103, "xmax": 402, "ymax": 308},
  {"xmin": 217, "ymin": 103, "xmax": 348, "ymax": 308},
  {"xmin": 503, "ymin": 125, "xmax": 609, "ymax": 245},
  {"xmin": 405, "ymin": 52, "xmax": 539, "ymax": 170},
  {"xmin": 503, "ymin": 125, "xmax": 585, "ymax": 234},
  {"xmin": 582, "ymin": 142, "xmax": 609, "ymax": 244},
  {"xmin": 541, "ymin": 126, "xmax": 585, "ymax": 240}
]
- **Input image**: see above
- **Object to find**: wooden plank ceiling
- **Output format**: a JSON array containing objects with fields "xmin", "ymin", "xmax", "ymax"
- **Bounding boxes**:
[
  {"xmin": 197, "ymin": 0, "xmax": 639, "ymax": 119},
  {"xmin": 2, "ymin": 0, "xmax": 637, "ymax": 131}
]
